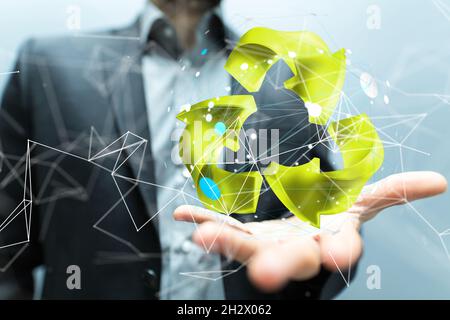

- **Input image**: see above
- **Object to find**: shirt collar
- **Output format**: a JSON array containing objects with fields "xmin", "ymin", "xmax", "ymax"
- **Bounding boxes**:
[
  {"xmin": 140, "ymin": 1, "xmax": 227, "ymax": 62},
  {"xmin": 140, "ymin": 1, "xmax": 166, "ymax": 44}
]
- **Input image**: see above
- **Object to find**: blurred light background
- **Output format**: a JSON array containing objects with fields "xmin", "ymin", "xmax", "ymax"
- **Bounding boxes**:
[{"xmin": 0, "ymin": 0, "xmax": 449, "ymax": 299}]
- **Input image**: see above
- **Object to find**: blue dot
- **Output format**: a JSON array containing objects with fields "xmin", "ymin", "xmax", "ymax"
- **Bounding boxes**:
[
  {"xmin": 201, "ymin": 48, "xmax": 208, "ymax": 56},
  {"xmin": 214, "ymin": 122, "xmax": 226, "ymax": 136},
  {"xmin": 199, "ymin": 177, "xmax": 221, "ymax": 200}
]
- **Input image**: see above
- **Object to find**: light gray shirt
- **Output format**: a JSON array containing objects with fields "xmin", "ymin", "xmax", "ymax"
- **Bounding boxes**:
[{"xmin": 140, "ymin": 3, "xmax": 230, "ymax": 300}]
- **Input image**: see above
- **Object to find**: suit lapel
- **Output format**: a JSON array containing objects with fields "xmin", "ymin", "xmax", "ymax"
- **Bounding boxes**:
[
  {"xmin": 98, "ymin": 20, "xmax": 239, "ymax": 227},
  {"xmin": 101, "ymin": 22, "xmax": 159, "ymax": 225}
]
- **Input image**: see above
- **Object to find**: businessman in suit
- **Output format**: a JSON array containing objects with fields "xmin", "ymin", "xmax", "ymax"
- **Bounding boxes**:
[{"xmin": 0, "ymin": 0, "xmax": 446, "ymax": 299}]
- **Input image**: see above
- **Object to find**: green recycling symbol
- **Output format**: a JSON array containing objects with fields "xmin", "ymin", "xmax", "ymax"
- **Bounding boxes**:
[{"xmin": 177, "ymin": 27, "xmax": 384, "ymax": 228}]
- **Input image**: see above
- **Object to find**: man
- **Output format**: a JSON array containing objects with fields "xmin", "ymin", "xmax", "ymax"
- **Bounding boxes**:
[{"xmin": 0, "ymin": 0, "xmax": 446, "ymax": 299}]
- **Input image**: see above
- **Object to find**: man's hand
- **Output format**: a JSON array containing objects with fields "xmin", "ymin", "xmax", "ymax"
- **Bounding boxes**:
[{"xmin": 173, "ymin": 171, "xmax": 447, "ymax": 292}]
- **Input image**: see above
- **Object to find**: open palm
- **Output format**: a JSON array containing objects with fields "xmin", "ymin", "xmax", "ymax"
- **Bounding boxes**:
[{"xmin": 174, "ymin": 171, "xmax": 447, "ymax": 292}]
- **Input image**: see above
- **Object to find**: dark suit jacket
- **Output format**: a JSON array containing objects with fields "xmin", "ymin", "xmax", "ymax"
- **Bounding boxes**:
[{"xmin": 0, "ymin": 18, "xmax": 351, "ymax": 299}]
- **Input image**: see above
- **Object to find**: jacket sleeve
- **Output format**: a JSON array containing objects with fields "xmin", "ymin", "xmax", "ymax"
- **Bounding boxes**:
[{"xmin": 0, "ymin": 39, "xmax": 43, "ymax": 299}]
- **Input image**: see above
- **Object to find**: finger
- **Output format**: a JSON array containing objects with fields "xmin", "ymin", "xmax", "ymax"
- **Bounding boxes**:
[
  {"xmin": 319, "ymin": 219, "xmax": 363, "ymax": 272},
  {"xmin": 247, "ymin": 237, "xmax": 321, "ymax": 292},
  {"xmin": 351, "ymin": 171, "xmax": 447, "ymax": 221},
  {"xmin": 192, "ymin": 221, "xmax": 259, "ymax": 263},
  {"xmin": 365, "ymin": 171, "xmax": 447, "ymax": 204},
  {"xmin": 173, "ymin": 205, "xmax": 252, "ymax": 234}
]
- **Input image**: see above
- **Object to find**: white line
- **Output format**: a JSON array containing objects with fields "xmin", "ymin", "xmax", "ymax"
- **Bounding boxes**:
[{"xmin": 0, "ymin": 70, "xmax": 19, "ymax": 76}]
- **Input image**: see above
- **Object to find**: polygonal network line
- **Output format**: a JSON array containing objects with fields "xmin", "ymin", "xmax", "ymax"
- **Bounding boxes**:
[{"xmin": 177, "ymin": 27, "xmax": 384, "ymax": 227}]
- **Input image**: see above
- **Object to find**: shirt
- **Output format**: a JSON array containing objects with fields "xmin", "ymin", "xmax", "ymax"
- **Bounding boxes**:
[{"xmin": 140, "ymin": 2, "xmax": 230, "ymax": 300}]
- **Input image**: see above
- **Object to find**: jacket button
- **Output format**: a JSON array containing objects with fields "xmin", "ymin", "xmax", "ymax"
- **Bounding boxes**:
[
  {"xmin": 181, "ymin": 239, "xmax": 193, "ymax": 253},
  {"xmin": 142, "ymin": 269, "xmax": 158, "ymax": 289}
]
